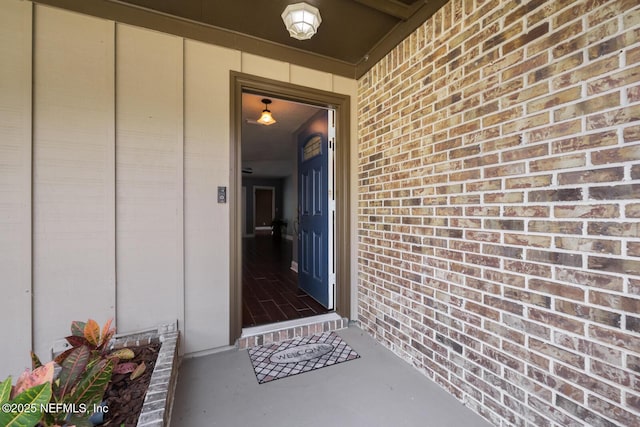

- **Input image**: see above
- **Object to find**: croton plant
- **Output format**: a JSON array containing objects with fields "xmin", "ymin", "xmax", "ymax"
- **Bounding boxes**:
[{"xmin": 1, "ymin": 319, "xmax": 145, "ymax": 427}]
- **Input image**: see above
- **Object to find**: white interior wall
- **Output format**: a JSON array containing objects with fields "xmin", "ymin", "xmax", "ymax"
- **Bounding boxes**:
[
  {"xmin": 0, "ymin": 0, "xmax": 32, "ymax": 377},
  {"xmin": 33, "ymin": 6, "xmax": 116, "ymax": 358},
  {"xmin": 0, "ymin": 0, "xmax": 357, "ymax": 377}
]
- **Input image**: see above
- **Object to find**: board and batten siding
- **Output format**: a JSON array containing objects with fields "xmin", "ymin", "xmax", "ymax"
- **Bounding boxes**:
[
  {"xmin": 184, "ymin": 40, "xmax": 239, "ymax": 350},
  {"xmin": 115, "ymin": 24, "xmax": 184, "ymax": 335},
  {"xmin": 0, "ymin": 0, "xmax": 32, "ymax": 377},
  {"xmin": 33, "ymin": 5, "xmax": 116, "ymax": 360},
  {"xmin": 0, "ymin": 0, "xmax": 358, "ymax": 378}
]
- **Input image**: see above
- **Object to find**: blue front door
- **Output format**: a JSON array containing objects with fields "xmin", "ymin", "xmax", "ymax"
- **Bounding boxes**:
[{"xmin": 298, "ymin": 132, "xmax": 332, "ymax": 309}]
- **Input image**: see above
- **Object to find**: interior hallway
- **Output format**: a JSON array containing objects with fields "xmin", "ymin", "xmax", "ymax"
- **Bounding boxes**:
[
  {"xmin": 172, "ymin": 326, "xmax": 494, "ymax": 427},
  {"xmin": 242, "ymin": 236, "xmax": 329, "ymax": 327}
]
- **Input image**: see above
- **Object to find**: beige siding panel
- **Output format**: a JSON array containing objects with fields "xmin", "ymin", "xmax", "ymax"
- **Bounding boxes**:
[
  {"xmin": 241, "ymin": 52, "xmax": 289, "ymax": 82},
  {"xmin": 184, "ymin": 40, "xmax": 239, "ymax": 353},
  {"xmin": 290, "ymin": 65, "xmax": 332, "ymax": 91},
  {"xmin": 332, "ymin": 75, "xmax": 357, "ymax": 98},
  {"xmin": 32, "ymin": 6, "xmax": 115, "ymax": 358},
  {"xmin": 116, "ymin": 24, "xmax": 184, "ymax": 333},
  {"xmin": 0, "ymin": 0, "xmax": 32, "ymax": 378}
]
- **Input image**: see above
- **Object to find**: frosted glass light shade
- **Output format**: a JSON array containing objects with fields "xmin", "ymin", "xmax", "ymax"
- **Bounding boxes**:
[
  {"xmin": 281, "ymin": 2, "xmax": 322, "ymax": 40},
  {"xmin": 258, "ymin": 109, "xmax": 276, "ymax": 125}
]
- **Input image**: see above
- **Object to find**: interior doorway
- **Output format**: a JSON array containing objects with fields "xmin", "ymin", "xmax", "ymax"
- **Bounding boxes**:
[
  {"xmin": 230, "ymin": 72, "xmax": 352, "ymax": 344},
  {"xmin": 253, "ymin": 186, "xmax": 275, "ymax": 232}
]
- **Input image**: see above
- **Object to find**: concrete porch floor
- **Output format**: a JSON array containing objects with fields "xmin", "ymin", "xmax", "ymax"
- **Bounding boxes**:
[{"xmin": 172, "ymin": 326, "xmax": 494, "ymax": 427}]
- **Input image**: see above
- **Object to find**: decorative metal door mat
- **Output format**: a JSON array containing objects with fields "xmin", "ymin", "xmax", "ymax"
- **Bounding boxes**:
[{"xmin": 247, "ymin": 331, "xmax": 360, "ymax": 384}]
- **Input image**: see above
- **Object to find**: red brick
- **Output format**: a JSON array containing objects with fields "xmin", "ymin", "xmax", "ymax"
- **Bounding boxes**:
[
  {"xmin": 590, "ymin": 290, "xmax": 640, "ymax": 312},
  {"xmin": 529, "ymin": 220, "xmax": 583, "ymax": 234},
  {"xmin": 589, "ymin": 324, "xmax": 640, "ymax": 353},
  {"xmin": 556, "ymin": 267, "xmax": 624, "ymax": 292},
  {"xmin": 592, "ymin": 144, "xmax": 640, "ymax": 165},
  {"xmin": 505, "ymin": 233, "xmax": 552, "ymax": 248},
  {"xmin": 554, "ymin": 331, "xmax": 622, "ymax": 366},
  {"xmin": 526, "ymin": 119, "xmax": 581, "ymax": 143},
  {"xmin": 554, "ymin": 93, "xmax": 620, "ymax": 122},
  {"xmin": 504, "ymin": 206, "xmax": 549, "ymax": 217},
  {"xmin": 588, "ymin": 64, "xmax": 640, "ymax": 95},
  {"xmin": 529, "ymin": 337, "xmax": 586, "ymax": 366},
  {"xmin": 527, "ymin": 86, "xmax": 581, "ymax": 113},
  {"xmin": 529, "ymin": 278, "xmax": 584, "ymax": 301},
  {"xmin": 552, "ymin": 56, "xmax": 619, "ymax": 90},
  {"xmin": 556, "ymin": 236, "xmax": 621, "ymax": 255},
  {"xmin": 556, "ymin": 395, "xmax": 619, "ymax": 427},
  {"xmin": 555, "ymin": 299, "xmax": 621, "ymax": 327},
  {"xmin": 588, "ymin": 0, "xmax": 640, "ymax": 27},
  {"xmin": 505, "ymin": 175, "xmax": 552, "ymax": 189},
  {"xmin": 625, "ymin": 125, "xmax": 640, "ymax": 143},
  {"xmin": 504, "ymin": 260, "xmax": 552, "ymax": 278},
  {"xmin": 558, "ymin": 167, "xmax": 624, "ymax": 185},
  {"xmin": 528, "ymin": 367, "xmax": 585, "ymax": 401},
  {"xmin": 587, "ymin": 104, "xmax": 640, "ymax": 130},
  {"xmin": 357, "ymin": 1, "xmax": 640, "ymax": 425},
  {"xmin": 551, "ymin": 130, "xmax": 618, "ymax": 153},
  {"xmin": 588, "ymin": 221, "xmax": 640, "ymax": 237},
  {"xmin": 553, "ymin": 19, "xmax": 618, "ymax": 59},
  {"xmin": 588, "ymin": 394, "xmax": 640, "ymax": 426},
  {"xmin": 530, "ymin": 153, "xmax": 586, "ymax": 172},
  {"xmin": 554, "ymin": 204, "xmax": 619, "ymax": 218},
  {"xmin": 588, "ymin": 256, "xmax": 640, "ymax": 275}
]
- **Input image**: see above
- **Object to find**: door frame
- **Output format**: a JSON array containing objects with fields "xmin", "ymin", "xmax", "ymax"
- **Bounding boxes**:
[{"xmin": 229, "ymin": 71, "xmax": 351, "ymax": 344}]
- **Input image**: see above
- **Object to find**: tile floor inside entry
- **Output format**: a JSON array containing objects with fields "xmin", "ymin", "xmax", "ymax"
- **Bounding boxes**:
[
  {"xmin": 242, "ymin": 235, "xmax": 329, "ymax": 327},
  {"xmin": 173, "ymin": 326, "xmax": 494, "ymax": 427}
]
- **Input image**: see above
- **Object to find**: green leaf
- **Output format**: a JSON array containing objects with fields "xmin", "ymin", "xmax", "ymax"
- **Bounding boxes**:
[
  {"xmin": 70, "ymin": 320, "xmax": 86, "ymax": 337},
  {"xmin": 0, "ymin": 382, "xmax": 51, "ymax": 427},
  {"xmin": 130, "ymin": 362, "xmax": 146, "ymax": 380},
  {"xmin": 56, "ymin": 345, "xmax": 90, "ymax": 400},
  {"xmin": 65, "ymin": 359, "xmax": 113, "ymax": 411},
  {"xmin": 0, "ymin": 377, "xmax": 12, "ymax": 404},
  {"xmin": 108, "ymin": 348, "xmax": 135, "ymax": 360}
]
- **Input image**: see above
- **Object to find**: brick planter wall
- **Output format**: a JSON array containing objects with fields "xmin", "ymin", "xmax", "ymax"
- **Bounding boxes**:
[
  {"xmin": 357, "ymin": 1, "xmax": 640, "ymax": 426},
  {"xmin": 112, "ymin": 324, "xmax": 180, "ymax": 427}
]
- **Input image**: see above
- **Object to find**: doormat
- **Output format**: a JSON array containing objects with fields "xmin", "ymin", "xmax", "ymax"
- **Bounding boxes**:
[{"xmin": 248, "ymin": 331, "xmax": 360, "ymax": 384}]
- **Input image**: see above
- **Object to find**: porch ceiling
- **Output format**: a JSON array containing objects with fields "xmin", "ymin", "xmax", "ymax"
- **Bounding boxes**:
[{"xmin": 34, "ymin": 0, "xmax": 448, "ymax": 78}]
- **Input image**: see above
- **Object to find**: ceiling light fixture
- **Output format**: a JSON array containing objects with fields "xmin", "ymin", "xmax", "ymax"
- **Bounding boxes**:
[
  {"xmin": 258, "ymin": 98, "xmax": 277, "ymax": 126},
  {"xmin": 281, "ymin": 2, "xmax": 322, "ymax": 41}
]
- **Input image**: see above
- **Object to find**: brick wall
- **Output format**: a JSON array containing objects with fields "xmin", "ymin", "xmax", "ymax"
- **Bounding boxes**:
[{"xmin": 357, "ymin": 1, "xmax": 640, "ymax": 426}]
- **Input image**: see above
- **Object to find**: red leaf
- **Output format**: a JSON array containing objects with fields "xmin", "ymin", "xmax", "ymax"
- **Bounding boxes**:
[
  {"xmin": 65, "ymin": 335, "xmax": 87, "ymax": 348},
  {"xmin": 100, "ymin": 318, "xmax": 115, "ymax": 348},
  {"xmin": 54, "ymin": 347, "xmax": 75, "ymax": 365},
  {"xmin": 113, "ymin": 362, "xmax": 137, "ymax": 375}
]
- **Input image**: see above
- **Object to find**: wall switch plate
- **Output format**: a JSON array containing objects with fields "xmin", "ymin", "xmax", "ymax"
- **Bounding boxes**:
[{"xmin": 217, "ymin": 186, "xmax": 227, "ymax": 203}]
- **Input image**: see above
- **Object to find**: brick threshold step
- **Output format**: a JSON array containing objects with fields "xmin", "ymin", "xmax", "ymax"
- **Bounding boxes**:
[{"xmin": 238, "ymin": 313, "xmax": 349, "ymax": 349}]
